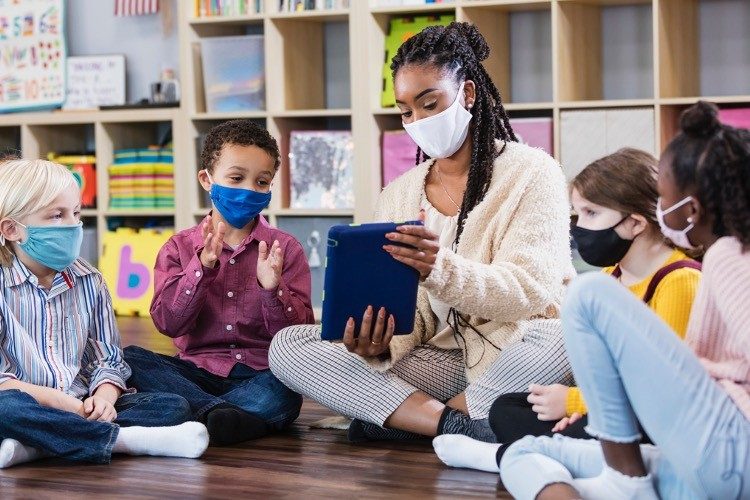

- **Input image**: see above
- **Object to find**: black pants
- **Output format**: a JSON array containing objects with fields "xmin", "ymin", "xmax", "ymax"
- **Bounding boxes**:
[{"xmin": 489, "ymin": 392, "xmax": 651, "ymax": 465}]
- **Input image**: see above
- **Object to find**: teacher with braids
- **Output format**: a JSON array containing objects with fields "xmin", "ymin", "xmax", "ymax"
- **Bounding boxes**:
[{"xmin": 269, "ymin": 22, "xmax": 574, "ymax": 443}]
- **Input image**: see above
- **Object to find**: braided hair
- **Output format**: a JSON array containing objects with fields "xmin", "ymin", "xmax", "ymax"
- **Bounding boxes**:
[
  {"xmin": 391, "ymin": 22, "xmax": 518, "ymax": 367},
  {"xmin": 391, "ymin": 21, "xmax": 517, "ymax": 246},
  {"xmin": 665, "ymin": 101, "xmax": 750, "ymax": 249}
]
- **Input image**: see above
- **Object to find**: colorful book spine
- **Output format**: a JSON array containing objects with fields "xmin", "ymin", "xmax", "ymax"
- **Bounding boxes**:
[
  {"xmin": 277, "ymin": 0, "xmax": 349, "ymax": 12},
  {"xmin": 194, "ymin": 0, "xmax": 261, "ymax": 17}
]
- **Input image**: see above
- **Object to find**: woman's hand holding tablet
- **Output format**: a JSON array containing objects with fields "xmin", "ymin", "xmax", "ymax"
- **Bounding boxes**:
[
  {"xmin": 342, "ymin": 306, "xmax": 395, "ymax": 358},
  {"xmin": 383, "ymin": 224, "xmax": 441, "ymax": 280},
  {"xmin": 320, "ymin": 221, "xmax": 423, "ymax": 342}
]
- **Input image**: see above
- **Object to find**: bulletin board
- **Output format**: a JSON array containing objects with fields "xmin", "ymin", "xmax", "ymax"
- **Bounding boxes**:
[
  {"xmin": 0, "ymin": 0, "xmax": 66, "ymax": 112},
  {"xmin": 63, "ymin": 55, "xmax": 126, "ymax": 110}
]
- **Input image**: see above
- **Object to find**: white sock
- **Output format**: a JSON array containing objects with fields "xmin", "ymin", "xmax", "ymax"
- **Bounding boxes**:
[
  {"xmin": 112, "ymin": 422, "xmax": 209, "ymax": 459},
  {"xmin": 432, "ymin": 434, "xmax": 502, "ymax": 473},
  {"xmin": 573, "ymin": 465, "xmax": 658, "ymax": 500},
  {"xmin": 0, "ymin": 439, "xmax": 48, "ymax": 469}
]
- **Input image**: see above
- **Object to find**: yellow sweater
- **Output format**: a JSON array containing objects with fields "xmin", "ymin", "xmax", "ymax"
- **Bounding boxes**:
[{"xmin": 565, "ymin": 249, "xmax": 701, "ymax": 416}]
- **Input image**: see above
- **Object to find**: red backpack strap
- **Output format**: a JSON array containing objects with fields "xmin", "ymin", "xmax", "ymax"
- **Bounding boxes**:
[{"xmin": 642, "ymin": 260, "xmax": 702, "ymax": 304}]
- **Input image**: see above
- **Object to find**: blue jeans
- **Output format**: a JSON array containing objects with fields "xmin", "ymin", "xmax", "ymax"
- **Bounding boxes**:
[
  {"xmin": 123, "ymin": 346, "xmax": 302, "ymax": 430},
  {"xmin": 0, "ymin": 389, "xmax": 191, "ymax": 464},
  {"xmin": 501, "ymin": 273, "xmax": 750, "ymax": 500}
]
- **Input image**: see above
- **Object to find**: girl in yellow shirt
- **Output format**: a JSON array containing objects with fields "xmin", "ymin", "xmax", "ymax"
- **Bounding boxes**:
[{"xmin": 434, "ymin": 148, "xmax": 701, "ymax": 472}]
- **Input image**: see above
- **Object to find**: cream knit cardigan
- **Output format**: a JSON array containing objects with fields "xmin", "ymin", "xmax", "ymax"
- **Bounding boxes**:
[{"xmin": 370, "ymin": 140, "xmax": 575, "ymax": 382}]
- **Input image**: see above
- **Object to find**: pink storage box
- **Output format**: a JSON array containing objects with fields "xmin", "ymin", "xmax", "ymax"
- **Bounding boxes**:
[
  {"xmin": 719, "ymin": 108, "xmax": 750, "ymax": 130},
  {"xmin": 382, "ymin": 130, "xmax": 418, "ymax": 187},
  {"xmin": 510, "ymin": 117, "xmax": 553, "ymax": 156}
]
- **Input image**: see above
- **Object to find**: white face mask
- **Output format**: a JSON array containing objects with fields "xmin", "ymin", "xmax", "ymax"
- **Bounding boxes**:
[
  {"xmin": 402, "ymin": 82, "xmax": 472, "ymax": 159},
  {"xmin": 656, "ymin": 196, "xmax": 696, "ymax": 250}
]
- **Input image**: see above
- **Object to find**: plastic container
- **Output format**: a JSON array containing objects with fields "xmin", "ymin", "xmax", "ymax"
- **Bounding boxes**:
[{"xmin": 200, "ymin": 35, "xmax": 265, "ymax": 112}]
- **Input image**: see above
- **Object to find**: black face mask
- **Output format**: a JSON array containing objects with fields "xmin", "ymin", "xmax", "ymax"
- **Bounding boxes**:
[{"xmin": 571, "ymin": 217, "xmax": 633, "ymax": 268}]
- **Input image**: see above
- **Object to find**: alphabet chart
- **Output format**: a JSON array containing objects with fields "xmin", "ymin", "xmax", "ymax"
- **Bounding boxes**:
[{"xmin": 0, "ymin": 0, "xmax": 65, "ymax": 112}]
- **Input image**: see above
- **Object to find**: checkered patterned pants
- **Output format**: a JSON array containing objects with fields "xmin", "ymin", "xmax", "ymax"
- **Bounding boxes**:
[{"xmin": 269, "ymin": 320, "xmax": 572, "ymax": 425}]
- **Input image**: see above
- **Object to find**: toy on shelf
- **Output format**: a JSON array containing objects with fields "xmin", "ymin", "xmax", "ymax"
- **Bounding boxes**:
[
  {"xmin": 100, "ymin": 227, "xmax": 174, "ymax": 316},
  {"xmin": 48, "ymin": 153, "xmax": 97, "ymax": 209}
]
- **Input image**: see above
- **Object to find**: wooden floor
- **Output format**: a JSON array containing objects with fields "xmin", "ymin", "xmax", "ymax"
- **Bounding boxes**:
[{"xmin": 0, "ymin": 318, "xmax": 510, "ymax": 499}]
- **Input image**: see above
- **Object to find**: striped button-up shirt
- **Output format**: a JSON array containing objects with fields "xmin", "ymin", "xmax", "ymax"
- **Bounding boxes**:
[{"xmin": 0, "ymin": 256, "xmax": 131, "ymax": 399}]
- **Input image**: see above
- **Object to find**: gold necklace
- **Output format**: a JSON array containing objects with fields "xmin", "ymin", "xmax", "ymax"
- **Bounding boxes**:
[{"xmin": 436, "ymin": 164, "xmax": 462, "ymax": 212}]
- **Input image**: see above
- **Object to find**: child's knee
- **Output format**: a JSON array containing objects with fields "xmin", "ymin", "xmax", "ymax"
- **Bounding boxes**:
[
  {"xmin": 123, "ymin": 345, "xmax": 153, "ymax": 363},
  {"xmin": 563, "ymin": 273, "xmax": 617, "ymax": 316},
  {"xmin": 0, "ymin": 390, "xmax": 37, "ymax": 424},
  {"xmin": 0, "ymin": 389, "xmax": 32, "ymax": 408},
  {"xmin": 160, "ymin": 394, "xmax": 193, "ymax": 425}
]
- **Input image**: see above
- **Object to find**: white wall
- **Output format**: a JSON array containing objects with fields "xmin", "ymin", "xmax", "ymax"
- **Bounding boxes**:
[{"xmin": 65, "ymin": 0, "xmax": 180, "ymax": 103}]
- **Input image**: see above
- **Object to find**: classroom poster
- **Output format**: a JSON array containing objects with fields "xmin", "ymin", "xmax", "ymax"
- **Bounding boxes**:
[{"xmin": 0, "ymin": 0, "xmax": 66, "ymax": 112}]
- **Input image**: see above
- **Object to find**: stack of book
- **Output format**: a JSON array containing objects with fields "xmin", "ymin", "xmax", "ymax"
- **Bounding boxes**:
[
  {"xmin": 194, "ymin": 0, "xmax": 262, "ymax": 17},
  {"xmin": 278, "ymin": 0, "xmax": 350, "ymax": 12},
  {"xmin": 109, "ymin": 148, "xmax": 175, "ymax": 210}
]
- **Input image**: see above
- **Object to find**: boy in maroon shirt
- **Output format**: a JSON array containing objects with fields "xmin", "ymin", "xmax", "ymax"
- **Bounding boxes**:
[{"xmin": 125, "ymin": 120, "xmax": 314, "ymax": 445}]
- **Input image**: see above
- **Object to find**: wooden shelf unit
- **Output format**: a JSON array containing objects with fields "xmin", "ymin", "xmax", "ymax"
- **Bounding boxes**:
[
  {"xmin": 179, "ymin": 0, "xmax": 750, "ymax": 229},
  {"xmin": 1, "ymin": 108, "xmax": 184, "ymax": 260},
  {"xmin": 1, "ymin": 0, "xmax": 748, "ymax": 271}
]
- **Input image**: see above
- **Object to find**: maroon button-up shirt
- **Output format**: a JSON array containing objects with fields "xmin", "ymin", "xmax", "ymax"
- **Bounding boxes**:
[{"xmin": 150, "ymin": 216, "xmax": 314, "ymax": 375}]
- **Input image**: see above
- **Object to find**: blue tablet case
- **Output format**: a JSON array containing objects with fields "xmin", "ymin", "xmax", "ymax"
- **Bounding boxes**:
[{"xmin": 321, "ymin": 221, "xmax": 422, "ymax": 341}]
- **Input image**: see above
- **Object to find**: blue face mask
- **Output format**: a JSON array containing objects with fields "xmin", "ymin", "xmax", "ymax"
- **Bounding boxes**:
[
  {"xmin": 207, "ymin": 173, "xmax": 272, "ymax": 229},
  {"xmin": 16, "ymin": 221, "xmax": 83, "ymax": 272}
]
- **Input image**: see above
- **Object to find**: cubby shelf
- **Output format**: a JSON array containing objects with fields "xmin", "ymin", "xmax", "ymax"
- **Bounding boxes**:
[{"xmin": 2, "ymin": 0, "xmax": 749, "ymax": 270}]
